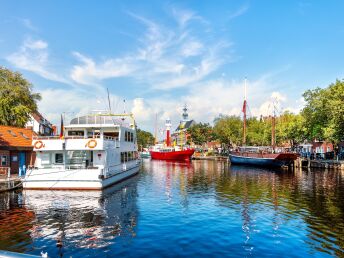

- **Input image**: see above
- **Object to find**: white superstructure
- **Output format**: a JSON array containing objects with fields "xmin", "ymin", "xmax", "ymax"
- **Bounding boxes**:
[{"xmin": 23, "ymin": 112, "xmax": 140, "ymax": 190}]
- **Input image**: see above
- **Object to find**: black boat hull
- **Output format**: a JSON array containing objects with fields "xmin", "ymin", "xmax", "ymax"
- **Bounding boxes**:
[{"xmin": 229, "ymin": 154, "xmax": 289, "ymax": 167}]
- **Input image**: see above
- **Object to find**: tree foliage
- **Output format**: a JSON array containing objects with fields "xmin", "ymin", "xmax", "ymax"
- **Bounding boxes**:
[
  {"xmin": 213, "ymin": 115, "xmax": 242, "ymax": 145},
  {"xmin": 0, "ymin": 67, "xmax": 41, "ymax": 127},
  {"xmin": 302, "ymin": 79, "xmax": 344, "ymax": 143},
  {"xmin": 187, "ymin": 122, "xmax": 214, "ymax": 145},
  {"xmin": 136, "ymin": 128, "xmax": 155, "ymax": 149}
]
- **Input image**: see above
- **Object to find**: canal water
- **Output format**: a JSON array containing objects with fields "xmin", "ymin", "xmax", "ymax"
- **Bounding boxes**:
[{"xmin": 0, "ymin": 160, "xmax": 344, "ymax": 257}]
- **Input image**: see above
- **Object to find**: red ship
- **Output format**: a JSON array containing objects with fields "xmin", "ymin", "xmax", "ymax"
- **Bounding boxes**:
[{"xmin": 150, "ymin": 118, "xmax": 195, "ymax": 161}]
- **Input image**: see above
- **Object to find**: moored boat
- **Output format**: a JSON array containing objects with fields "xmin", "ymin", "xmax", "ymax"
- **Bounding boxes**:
[
  {"xmin": 23, "ymin": 112, "xmax": 140, "ymax": 190},
  {"xmin": 229, "ymin": 147, "xmax": 298, "ymax": 167},
  {"xmin": 149, "ymin": 119, "xmax": 195, "ymax": 161},
  {"xmin": 229, "ymin": 79, "xmax": 298, "ymax": 168}
]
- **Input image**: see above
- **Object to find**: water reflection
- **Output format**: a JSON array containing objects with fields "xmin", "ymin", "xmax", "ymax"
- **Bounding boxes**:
[
  {"xmin": 0, "ymin": 161, "xmax": 344, "ymax": 257},
  {"xmin": 0, "ymin": 176, "xmax": 139, "ymax": 257}
]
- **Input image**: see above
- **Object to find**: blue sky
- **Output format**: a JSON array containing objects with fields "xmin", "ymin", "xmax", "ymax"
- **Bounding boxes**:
[{"xmin": 1, "ymin": 1, "xmax": 344, "ymax": 133}]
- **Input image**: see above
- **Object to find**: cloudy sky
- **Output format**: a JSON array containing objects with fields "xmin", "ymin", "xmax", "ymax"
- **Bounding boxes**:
[{"xmin": 1, "ymin": 1, "xmax": 344, "ymax": 135}]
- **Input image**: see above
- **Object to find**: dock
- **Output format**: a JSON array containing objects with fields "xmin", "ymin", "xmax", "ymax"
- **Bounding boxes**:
[
  {"xmin": 192, "ymin": 155, "xmax": 228, "ymax": 162},
  {"xmin": 0, "ymin": 176, "xmax": 23, "ymax": 193},
  {"xmin": 295, "ymin": 158, "xmax": 344, "ymax": 170}
]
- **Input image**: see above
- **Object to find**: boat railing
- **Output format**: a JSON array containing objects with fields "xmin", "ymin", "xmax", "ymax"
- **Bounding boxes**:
[{"xmin": 33, "ymin": 135, "xmax": 119, "ymax": 141}]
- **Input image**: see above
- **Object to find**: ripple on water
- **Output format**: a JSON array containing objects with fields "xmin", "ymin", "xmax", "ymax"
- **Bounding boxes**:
[{"xmin": 0, "ymin": 161, "xmax": 344, "ymax": 257}]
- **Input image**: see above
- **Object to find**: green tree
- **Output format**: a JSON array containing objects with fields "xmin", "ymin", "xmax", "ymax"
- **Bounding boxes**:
[
  {"xmin": 136, "ymin": 128, "xmax": 155, "ymax": 149},
  {"xmin": 187, "ymin": 122, "xmax": 214, "ymax": 146},
  {"xmin": 0, "ymin": 67, "xmax": 41, "ymax": 127},
  {"xmin": 276, "ymin": 111, "xmax": 306, "ymax": 146},
  {"xmin": 213, "ymin": 115, "xmax": 242, "ymax": 145},
  {"xmin": 302, "ymin": 79, "xmax": 344, "ymax": 143}
]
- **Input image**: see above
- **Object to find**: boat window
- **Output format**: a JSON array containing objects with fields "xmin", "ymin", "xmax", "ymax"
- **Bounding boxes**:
[
  {"xmin": 104, "ymin": 132, "xmax": 119, "ymax": 140},
  {"xmin": 55, "ymin": 153, "xmax": 64, "ymax": 164},
  {"xmin": 65, "ymin": 150, "xmax": 87, "ymax": 168},
  {"xmin": 68, "ymin": 131, "xmax": 84, "ymax": 136},
  {"xmin": 41, "ymin": 153, "xmax": 51, "ymax": 165}
]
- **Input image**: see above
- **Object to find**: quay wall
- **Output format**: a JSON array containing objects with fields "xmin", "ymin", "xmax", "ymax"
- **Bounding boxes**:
[{"xmin": 296, "ymin": 158, "xmax": 344, "ymax": 170}]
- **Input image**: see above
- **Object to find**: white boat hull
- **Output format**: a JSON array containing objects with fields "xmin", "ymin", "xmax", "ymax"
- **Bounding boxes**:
[{"xmin": 23, "ymin": 165, "xmax": 140, "ymax": 190}]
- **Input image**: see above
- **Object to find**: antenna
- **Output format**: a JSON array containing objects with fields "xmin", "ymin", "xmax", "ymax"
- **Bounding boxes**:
[
  {"xmin": 107, "ymin": 88, "xmax": 112, "ymax": 113},
  {"xmin": 244, "ymin": 77, "xmax": 247, "ymax": 101},
  {"xmin": 123, "ymin": 99, "xmax": 126, "ymax": 113}
]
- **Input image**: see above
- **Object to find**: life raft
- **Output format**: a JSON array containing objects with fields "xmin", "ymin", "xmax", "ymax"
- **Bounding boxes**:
[
  {"xmin": 86, "ymin": 139, "xmax": 97, "ymax": 148},
  {"xmin": 34, "ymin": 140, "xmax": 44, "ymax": 149}
]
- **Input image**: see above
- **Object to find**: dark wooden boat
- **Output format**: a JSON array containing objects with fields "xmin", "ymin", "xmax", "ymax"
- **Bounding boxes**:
[
  {"xmin": 229, "ymin": 79, "xmax": 298, "ymax": 168},
  {"xmin": 229, "ymin": 147, "xmax": 298, "ymax": 167}
]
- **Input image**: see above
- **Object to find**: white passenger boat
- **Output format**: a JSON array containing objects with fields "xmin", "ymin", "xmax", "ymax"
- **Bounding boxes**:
[{"xmin": 23, "ymin": 112, "xmax": 140, "ymax": 190}]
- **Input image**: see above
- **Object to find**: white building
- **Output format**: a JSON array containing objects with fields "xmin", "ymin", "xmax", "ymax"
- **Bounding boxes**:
[{"xmin": 26, "ymin": 112, "xmax": 54, "ymax": 136}]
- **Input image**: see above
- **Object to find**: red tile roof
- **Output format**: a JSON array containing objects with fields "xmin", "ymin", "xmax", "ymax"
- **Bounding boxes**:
[{"xmin": 0, "ymin": 126, "xmax": 35, "ymax": 148}]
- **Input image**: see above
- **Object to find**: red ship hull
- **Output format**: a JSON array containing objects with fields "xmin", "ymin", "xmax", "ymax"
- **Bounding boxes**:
[{"xmin": 150, "ymin": 149, "xmax": 195, "ymax": 161}]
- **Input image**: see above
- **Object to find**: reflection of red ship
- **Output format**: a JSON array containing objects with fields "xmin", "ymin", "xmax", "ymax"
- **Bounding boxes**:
[{"xmin": 150, "ymin": 118, "xmax": 194, "ymax": 161}]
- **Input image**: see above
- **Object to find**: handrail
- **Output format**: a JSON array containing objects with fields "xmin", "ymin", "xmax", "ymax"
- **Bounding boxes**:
[{"xmin": 32, "ymin": 135, "xmax": 119, "ymax": 140}]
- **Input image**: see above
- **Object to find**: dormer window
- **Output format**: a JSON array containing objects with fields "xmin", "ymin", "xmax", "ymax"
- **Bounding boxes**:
[{"xmin": 8, "ymin": 130, "xmax": 17, "ymax": 137}]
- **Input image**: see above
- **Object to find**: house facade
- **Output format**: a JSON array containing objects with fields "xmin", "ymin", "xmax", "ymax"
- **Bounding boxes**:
[
  {"xmin": 299, "ymin": 140, "xmax": 334, "ymax": 159},
  {"xmin": 26, "ymin": 112, "xmax": 54, "ymax": 136},
  {"xmin": 0, "ymin": 126, "xmax": 36, "ymax": 176}
]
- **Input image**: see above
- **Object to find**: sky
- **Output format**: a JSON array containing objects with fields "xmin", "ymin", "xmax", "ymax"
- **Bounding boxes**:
[{"xmin": 1, "ymin": 1, "xmax": 344, "ymax": 135}]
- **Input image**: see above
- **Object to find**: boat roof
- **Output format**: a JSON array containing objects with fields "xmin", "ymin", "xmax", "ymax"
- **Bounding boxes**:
[{"xmin": 65, "ymin": 113, "xmax": 134, "ymax": 129}]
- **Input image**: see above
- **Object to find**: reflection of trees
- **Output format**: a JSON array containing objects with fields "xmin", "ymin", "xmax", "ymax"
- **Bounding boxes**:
[
  {"xmin": 0, "ymin": 191, "xmax": 35, "ymax": 252},
  {"xmin": 215, "ymin": 166, "xmax": 344, "ymax": 256}
]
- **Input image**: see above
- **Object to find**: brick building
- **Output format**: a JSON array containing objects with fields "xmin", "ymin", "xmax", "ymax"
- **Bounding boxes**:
[{"xmin": 0, "ymin": 126, "xmax": 36, "ymax": 176}]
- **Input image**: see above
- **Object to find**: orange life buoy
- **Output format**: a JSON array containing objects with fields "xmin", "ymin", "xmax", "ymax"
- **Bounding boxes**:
[
  {"xmin": 86, "ymin": 139, "xmax": 97, "ymax": 148},
  {"xmin": 34, "ymin": 140, "xmax": 44, "ymax": 149}
]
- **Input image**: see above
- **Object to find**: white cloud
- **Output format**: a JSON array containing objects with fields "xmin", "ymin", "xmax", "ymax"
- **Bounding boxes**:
[
  {"xmin": 70, "ymin": 10, "xmax": 229, "ymax": 89},
  {"xmin": 180, "ymin": 40, "xmax": 203, "ymax": 57},
  {"xmin": 20, "ymin": 18, "xmax": 38, "ymax": 31},
  {"xmin": 228, "ymin": 3, "xmax": 250, "ymax": 19},
  {"xmin": 70, "ymin": 52, "xmax": 136, "ymax": 85},
  {"xmin": 6, "ymin": 38, "xmax": 69, "ymax": 84}
]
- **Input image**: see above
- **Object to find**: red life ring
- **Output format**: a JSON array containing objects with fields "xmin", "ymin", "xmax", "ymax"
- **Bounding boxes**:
[
  {"xmin": 86, "ymin": 139, "xmax": 97, "ymax": 148},
  {"xmin": 34, "ymin": 140, "xmax": 44, "ymax": 149}
]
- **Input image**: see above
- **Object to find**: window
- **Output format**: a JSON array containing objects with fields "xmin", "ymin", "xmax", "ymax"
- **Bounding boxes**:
[
  {"xmin": 1, "ymin": 155, "xmax": 7, "ymax": 166},
  {"xmin": 55, "ymin": 153, "xmax": 64, "ymax": 164},
  {"xmin": 68, "ymin": 131, "xmax": 84, "ymax": 136},
  {"xmin": 41, "ymin": 153, "xmax": 51, "ymax": 165},
  {"xmin": 121, "ymin": 152, "xmax": 125, "ymax": 163}
]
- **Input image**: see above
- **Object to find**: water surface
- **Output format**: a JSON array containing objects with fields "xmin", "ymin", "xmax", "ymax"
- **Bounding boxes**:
[{"xmin": 0, "ymin": 160, "xmax": 344, "ymax": 257}]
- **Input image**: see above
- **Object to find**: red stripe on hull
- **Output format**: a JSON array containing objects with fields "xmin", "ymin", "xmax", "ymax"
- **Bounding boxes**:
[{"xmin": 150, "ymin": 149, "xmax": 195, "ymax": 161}]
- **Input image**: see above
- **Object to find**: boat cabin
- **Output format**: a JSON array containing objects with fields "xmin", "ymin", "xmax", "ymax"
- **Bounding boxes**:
[{"xmin": 33, "ymin": 114, "xmax": 138, "ymax": 172}]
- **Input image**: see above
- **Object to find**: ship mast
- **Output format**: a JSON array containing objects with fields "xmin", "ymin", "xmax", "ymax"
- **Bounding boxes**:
[
  {"xmin": 242, "ymin": 78, "xmax": 247, "ymax": 146},
  {"xmin": 271, "ymin": 104, "xmax": 276, "ymax": 149},
  {"xmin": 154, "ymin": 113, "xmax": 158, "ymax": 144}
]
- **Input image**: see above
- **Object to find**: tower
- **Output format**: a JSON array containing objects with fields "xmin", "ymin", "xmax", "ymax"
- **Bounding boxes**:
[
  {"xmin": 165, "ymin": 118, "xmax": 171, "ymax": 146},
  {"xmin": 182, "ymin": 104, "xmax": 189, "ymax": 122}
]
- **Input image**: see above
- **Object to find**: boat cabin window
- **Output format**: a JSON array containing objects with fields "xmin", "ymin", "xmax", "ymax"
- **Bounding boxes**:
[
  {"xmin": 68, "ymin": 130, "xmax": 84, "ymax": 136},
  {"xmin": 54, "ymin": 153, "xmax": 64, "ymax": 164},
  {"xmin": 86, "ymin": 129, "xmax": 101, "ymax": 138},
  {"xmin": 41, "ymin": 153, "xmax": 51, "ymax": 165},
  {"xmin": 104, "ymin": 132, "xmax": 119, "ymax": 140},
  {"xmin": 121, "ymin": 151, "xmax": 137, "ymax": 162},
  {"xmin": 124, "ymin": 131, "xmax": 134, "ymax": 142}
]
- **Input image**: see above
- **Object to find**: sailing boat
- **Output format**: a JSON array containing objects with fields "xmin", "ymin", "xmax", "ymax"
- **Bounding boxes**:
[{"xmin": 228, "ymin": 79, "xmax": 298, "ymax": 167}]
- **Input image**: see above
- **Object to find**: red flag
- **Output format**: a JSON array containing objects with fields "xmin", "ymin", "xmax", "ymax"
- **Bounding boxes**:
[
  {"xmin": 242, "ymin": 100, "xmax": 247, "ymax": 113},
  {"xmin": 59, "ymin": 114, "xmax": 64, "ymax": 138}
]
